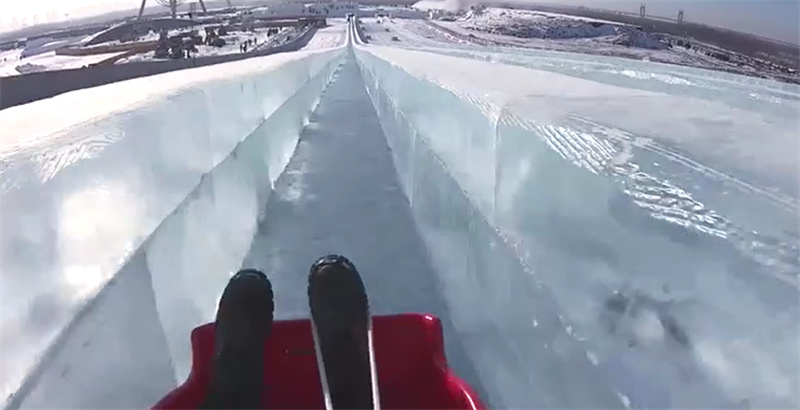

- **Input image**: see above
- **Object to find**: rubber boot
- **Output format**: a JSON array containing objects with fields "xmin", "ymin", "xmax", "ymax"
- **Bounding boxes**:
[
  {"xmin": 308, "ymin": 255, "xmax": 375, "ymax": 410},
  {"xmin": 201, "ymin": 269, "xmax": 274, "ymax": 409}
]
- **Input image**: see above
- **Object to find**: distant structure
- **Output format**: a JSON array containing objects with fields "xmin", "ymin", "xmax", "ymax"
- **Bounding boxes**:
[
  {"xmin": 639, "ymin": 3, "xmax": 646, "ymax": 18},
  {"xmin": 677, "ymin": 9, "xmax": 684, "ymax": 24},
  {"xmin": 138, "ymin": 0, "xmax": 208, "ymax": 19}
]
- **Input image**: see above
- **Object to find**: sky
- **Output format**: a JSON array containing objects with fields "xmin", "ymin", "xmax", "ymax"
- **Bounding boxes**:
[
  {"xmin": 0, "ymin": 0, "xmax": 797, "ymax": 44},
  {"xmin": 533, "ymin": 0, "xmax": 800, "ymax": 44}
]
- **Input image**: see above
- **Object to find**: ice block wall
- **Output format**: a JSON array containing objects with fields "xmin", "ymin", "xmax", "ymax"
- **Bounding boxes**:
[
  {"xmin": 353, "ymin": 44, "xmax": 798, "ymax": 408},
  {"xmin": 0, "ymin": 47, "xmax": 344, "ymax": 407}
]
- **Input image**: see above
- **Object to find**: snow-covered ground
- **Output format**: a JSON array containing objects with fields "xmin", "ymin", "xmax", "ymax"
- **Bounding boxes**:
[
  {"xmin": 115, "ymin": 26, "xmax": 303, "ymax": 64},
  {"xmin": 301, "ymin": 19, "xmax": 348, "ymax": 50},
  {"xmin": 0, "ymin": 49, "xmax": 126, "ymax": 76},
  {"xmin": 457, "ymin": 7, "xmax": 632, "ymax": 41},
  {"xmin": 429, "ymin": 18, "xmax": 729, "ymax": 66},
  {"xmin": 404, "ymin": 5, "xmax": 797, "ymax": 82},
  {"xmin": 0, "ymin": 32, "xmax": 126, "ymax": 77}
]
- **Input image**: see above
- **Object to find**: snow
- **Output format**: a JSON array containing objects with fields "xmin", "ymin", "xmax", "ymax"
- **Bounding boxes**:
[
  {"xmin": 19, "ymin": 36, "xmax": 88, "ymax": 58},
  {"xmin": 301, "ymin": 19, "xmax": 348, "ymax": 50},
  {"xmin": 378, "ymin": 17, "xmax": 785, "ymax": 81},
  {"xmin": 1, "ymin": 15, "xmax": 799, "ymax": 410},
  {"xmin": 115, "ymin": 26, "xmax": 305, "ymax": 64},
  {"xmin": 0, "ymin": 49, "xmax": 126, "ymax": 76},
  {"xmin": 0, "ymin": 48, "xmax": 24, "ymax": 76},
  {"xmin": 0, "ymin": 32, "xmax": 128, "ymax": 77},
  {"xmin": 429, "ymin": 7, "xmax": 667, "ymax": 50},
  {"xmin": 460, "ymin": 7, "xmax": 620, "ymax": 40}
]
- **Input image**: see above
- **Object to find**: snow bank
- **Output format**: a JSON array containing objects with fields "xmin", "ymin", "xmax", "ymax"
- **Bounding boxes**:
[
  {"xmin": 413, "ymin": 0, "xmax": 476, "ymax": 12},
  {"xmin": 612, "ymin": 26, "xmax": 668, "ymax": 49},
  {"xmin": 0, "ymin": 47, "xmax": 344, "ymax": 407},
  {"xmin": 19, "ymin": 37, "xmax": 85, "ymax": 58},
  {"xmin": 353, "ymin": 43, "xmax": 798, "ymax": 408},
  {"xmin": 463, "ymin": 7, "xmax": 616, "ymax": 40},
  {"xmin": 447, "ymin": 7, "xmax": 666, "ymax": 49}
]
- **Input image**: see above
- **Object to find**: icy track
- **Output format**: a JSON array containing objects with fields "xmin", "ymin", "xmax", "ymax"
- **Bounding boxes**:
[{"xmin": 1, "ymin": 18, "xmax": 798, "ymax": 409}]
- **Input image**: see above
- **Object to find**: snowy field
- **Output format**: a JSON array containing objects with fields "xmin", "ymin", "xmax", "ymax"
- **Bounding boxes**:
[
  {"xmin": 405, "ymin": 5, "xmax": 796, "ymax": 82},
  {"xmin": 0, "ymin": 35, "xmax": 126, "ymax": 76},
  {"xmin": 1, "ymin": 50, "xmax": 127, "ymax": 75},
  {"xmin": 1, "ymin": 11, "xmax": 799, "ymax": 410},
  {"xmin": 301, "ymin": 19, "xmax": 348, "ymax": 50},
  {"xmin": 362, "ymin": 16, "xmax": 693, "ymax": 68},
  {"xmin": 115, "ymin": 26, "xmax": 304, "ymax": 64}
]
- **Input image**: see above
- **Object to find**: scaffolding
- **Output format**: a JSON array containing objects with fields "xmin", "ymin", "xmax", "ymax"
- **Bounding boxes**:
[{"xmin": 138, "ymin": 0, "xmax": 208, "ymax": 19}]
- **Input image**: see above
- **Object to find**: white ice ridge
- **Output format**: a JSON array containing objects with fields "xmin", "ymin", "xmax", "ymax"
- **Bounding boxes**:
[
  {"xmin": 0, "ymin": 46, "xmax": 345, "ymax": 408},
  {"xmin": 353, "ymin": 42, "xmax": 798, "ymax": 408}
]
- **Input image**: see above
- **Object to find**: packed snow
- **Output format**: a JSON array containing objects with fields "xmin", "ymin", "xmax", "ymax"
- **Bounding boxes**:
[
  {"xmin": 0, "ymin": 33, "xmax": 123, "ymax": 76},
  {"xmin": 430, "ymin": 6, "xmax": 668, "ymax": 50},
  {"xmin": 375, "ymin": 16, "xmax": 778, "ymax": 80},
  {"xmin": 301, "ymin": 20, "xmax": 348, "ymax": 50},
  {"xmin": 0, "ymin": 49, "xmax": 126, "ymax": 75}
]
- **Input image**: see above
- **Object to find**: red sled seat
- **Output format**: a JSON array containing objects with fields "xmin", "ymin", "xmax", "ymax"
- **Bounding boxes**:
[{"xmin": 153, "ymin": 313, "xmax": 485, "ymax": 409}]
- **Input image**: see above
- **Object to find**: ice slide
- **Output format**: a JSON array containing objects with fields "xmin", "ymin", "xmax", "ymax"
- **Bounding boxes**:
[{"xmin": 2, "ymin": 17, "xmax": 799, "ymax": 410}]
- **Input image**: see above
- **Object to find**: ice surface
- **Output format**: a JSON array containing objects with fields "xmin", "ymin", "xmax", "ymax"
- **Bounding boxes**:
[
  {"xmin": 354, "ymin": 40, "xmax": 798, "ymax": 408},
  {"xmin": 0, "ymin": 47, "xmax": 344, "ymax": 408},
  {"xmin": 2, "ymin": 15, "xmax": 798, "ymax": 410},
  {"xmin": 145, "ymin": 52, "xmax": 342, "ymax": 385}
]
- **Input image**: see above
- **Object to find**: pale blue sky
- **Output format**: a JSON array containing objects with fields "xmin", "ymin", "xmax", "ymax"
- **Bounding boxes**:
[
  {"xmin": 539, "ymin": 0, "xmax": 799, "ymax": 44},
  {"xmin": 0, "ymin": 0, "xmax": 797, "ymax": 44}
]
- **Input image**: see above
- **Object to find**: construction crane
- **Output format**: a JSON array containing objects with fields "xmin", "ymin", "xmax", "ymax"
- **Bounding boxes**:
[{"xmin": 138, "ymin": 0, "xmax": 208, "ymax": 19}]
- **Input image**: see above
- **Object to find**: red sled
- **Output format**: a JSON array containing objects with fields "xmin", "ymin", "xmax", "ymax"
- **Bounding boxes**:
[{"xmin": 153, "ymin": 313, "xmax": 485, "ymax": 409}]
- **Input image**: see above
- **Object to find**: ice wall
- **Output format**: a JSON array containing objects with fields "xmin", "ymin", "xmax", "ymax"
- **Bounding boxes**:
[
  {"xmin": 0, "ymin": 47, "xmax": 344, "ymax": 407},
  {"xmin": 353, "ymin": 43, "xmax": 798, "ymax": 408},
  {"xmin": 145, "ymin": 51, "xmax": 343, "ymax": 385}
]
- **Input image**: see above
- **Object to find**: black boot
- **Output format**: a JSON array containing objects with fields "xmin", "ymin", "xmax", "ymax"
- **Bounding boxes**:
[
  {"xmin": 201, "ymin": 269, "xmax": 274, "ymax": 409},
  {"xmin": 308, "ymin": 255, "xmax": 375, "ymax": 410}
]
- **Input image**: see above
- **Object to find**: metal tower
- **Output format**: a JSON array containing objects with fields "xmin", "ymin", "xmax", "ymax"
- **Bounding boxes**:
[
  {"xmin": 677, "ymin": 9, "xmax": 684, "ymax": 24},
  {"xmin": 138, "ymin": 0, "xmax": 208, "ymax": 19},
  {"xmin": 639, "ymin": 3, "xmax": 646, "ymax": 18}
]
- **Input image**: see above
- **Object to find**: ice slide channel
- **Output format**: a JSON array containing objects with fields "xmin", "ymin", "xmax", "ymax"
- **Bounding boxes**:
[{"xmin": 1, "ymin": 20, "xmax": 797, "ymax": 410}]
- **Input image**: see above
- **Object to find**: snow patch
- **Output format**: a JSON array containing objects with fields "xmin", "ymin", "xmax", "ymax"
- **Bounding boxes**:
[
  {"xmin": 440, "ymin": 7, "xmax": 667, "ymax": 49},
  {"xmin": 464, "ymin": 7, "xmax": 618, "ymax": 40},
  {"xmin": 413, "ymin": 0, "xmax": 476, "ymax": 12},
  {"xmin": 612, "ymin": 27, "xmax": 669, "ymax": 50}
]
